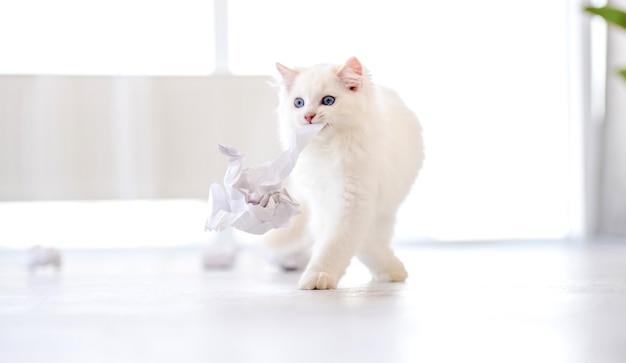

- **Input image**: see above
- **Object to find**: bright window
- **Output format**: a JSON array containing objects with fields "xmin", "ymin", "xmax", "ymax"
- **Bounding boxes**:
[{"xmin": 0, "ymin": 0, "xmax": 215, "ymax": 75}]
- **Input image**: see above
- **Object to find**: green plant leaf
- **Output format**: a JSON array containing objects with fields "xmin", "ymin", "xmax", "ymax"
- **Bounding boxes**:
[
  {"xmin": 585, "ymin": 6, "xmax": 626, "ymax": 30},
  {"xmin": 621, "ymin": 69, "xmax": 626, "ymax": 81}
]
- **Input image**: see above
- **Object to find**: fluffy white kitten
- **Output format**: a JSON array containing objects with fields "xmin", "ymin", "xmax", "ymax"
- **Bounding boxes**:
[{"xmin": 265, "ymin": 57, "xmax": 424, "ymax": 290}]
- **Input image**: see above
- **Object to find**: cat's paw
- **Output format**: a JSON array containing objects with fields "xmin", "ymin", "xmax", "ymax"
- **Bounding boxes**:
[
  {"xmin": 298, "ymin": 270, "xmax": 338, "ymax": 290},
  {"xmin": 373, "ymin": 260, "xmax": 408, "ymax": 283}
]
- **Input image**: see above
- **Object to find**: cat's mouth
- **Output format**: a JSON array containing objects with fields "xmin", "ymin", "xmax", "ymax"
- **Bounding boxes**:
[
  {"xmin": 300, "ymin": 121, "xmax": 329, "ymax": 128},
  {"xmin": 313, "ymin": 122, "xmax": 330, "ymax": 130}
]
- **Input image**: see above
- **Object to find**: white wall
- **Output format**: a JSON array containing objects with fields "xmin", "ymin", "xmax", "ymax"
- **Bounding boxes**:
[
  {"xmin": 599, "ymin": 0, "xmax": 626, "ymax": 235},
  {"xmin": 0, "ymin": 75, "xmax": 282, "ymax": 200}
]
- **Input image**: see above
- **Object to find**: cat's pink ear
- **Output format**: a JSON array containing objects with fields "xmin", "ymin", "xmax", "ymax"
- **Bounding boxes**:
[
  {"xmin": 337, "ymin": 57, "xmax": 363, "ymax": 91},
  {"xmin": 276, "ymin": 62, "xmax": 299, "ymax": 92}
]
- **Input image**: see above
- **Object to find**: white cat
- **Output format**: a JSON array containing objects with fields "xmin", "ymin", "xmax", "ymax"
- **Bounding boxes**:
[{"xmin": 265, "ymin": 57, "xmax": 424, "ymax": 290}]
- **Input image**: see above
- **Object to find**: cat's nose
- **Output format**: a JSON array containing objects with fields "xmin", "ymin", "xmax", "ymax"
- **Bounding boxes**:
[{"xmin": 304, "ymin": 113, "xmax": 316, "ymax": 124}]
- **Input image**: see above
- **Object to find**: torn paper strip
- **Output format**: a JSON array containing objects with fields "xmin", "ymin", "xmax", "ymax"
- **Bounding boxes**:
[{"xmin": 205, "ymin": 123, "xmax": 324, "ymax": 235}]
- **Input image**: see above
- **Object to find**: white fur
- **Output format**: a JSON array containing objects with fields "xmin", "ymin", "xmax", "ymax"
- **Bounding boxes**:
[{"xmin": 267, "ymin": 58, "xmax": 424, "ymax": 289}]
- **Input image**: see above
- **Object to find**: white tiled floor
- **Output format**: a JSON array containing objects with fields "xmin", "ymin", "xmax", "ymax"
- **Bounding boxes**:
[{"xmin": 1, "ymin": 241, "xmax": 626, "ymax": 363}]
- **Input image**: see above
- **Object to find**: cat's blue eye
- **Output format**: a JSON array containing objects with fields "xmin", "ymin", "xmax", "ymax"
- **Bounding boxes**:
[
  {"xmin": 321, "ymin": 95, "xmax": 335, "ymax": 106},
  {"xmin": 294, "ymin": 98, "xmax": 305, "ymax": 108}
]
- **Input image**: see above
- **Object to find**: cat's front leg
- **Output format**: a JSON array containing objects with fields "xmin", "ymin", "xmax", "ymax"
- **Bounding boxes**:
[
  {"xmin": 298, "ymin": 196, "xmax": 374, "ymax": 290},
  {"xmin": 299, "ymin": 234, "xmax": 347, "ymax": 289}
]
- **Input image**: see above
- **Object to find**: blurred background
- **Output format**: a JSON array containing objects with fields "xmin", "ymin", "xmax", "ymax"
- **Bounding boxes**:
[{"xmin": 0, "ymin": 0, "xmax": 625, "ymax": 248}]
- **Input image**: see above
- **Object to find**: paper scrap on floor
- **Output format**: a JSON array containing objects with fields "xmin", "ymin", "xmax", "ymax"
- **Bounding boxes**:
[{"xmin": 205, "ymin": 123, "xmax": 324, "ymax": 235}]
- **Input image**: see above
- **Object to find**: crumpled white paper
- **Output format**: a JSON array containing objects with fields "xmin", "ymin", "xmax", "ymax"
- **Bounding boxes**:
[
  {"xmin": 26, "ymin": 246, "xmax": 62, "ymax": 271},
  {"xmin": 205, "ymin": 123, "xmax": 324, "ymax": 235}
]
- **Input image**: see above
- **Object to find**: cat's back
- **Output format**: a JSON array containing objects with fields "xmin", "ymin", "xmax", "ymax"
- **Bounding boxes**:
[
  {"xmin": 378, "ymin": 85, "xmax": 420, "ymax": 126},
  {"xmin": 372, "ymin": 85, "xmax": 424, "ymax": 202},
  {"xmin": 376, "ymin": 85, "xmax": 423, "ymax": 156}
]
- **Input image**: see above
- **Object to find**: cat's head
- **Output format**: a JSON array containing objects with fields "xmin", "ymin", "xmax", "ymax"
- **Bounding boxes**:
[{"xmin": 275, "ymin": 57, "xmax": 372, "ymax": 131}]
